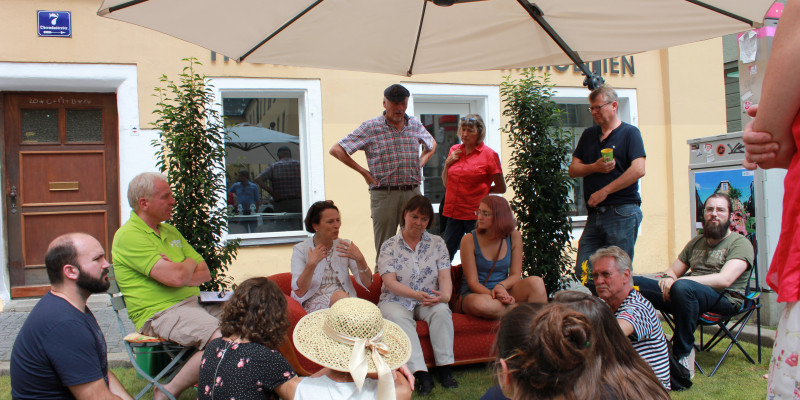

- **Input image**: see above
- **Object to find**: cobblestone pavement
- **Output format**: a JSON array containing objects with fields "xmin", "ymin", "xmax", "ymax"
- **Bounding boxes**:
[{"xmin": 0, "ymin": 294, "xmax": 135, "ymax": 363}]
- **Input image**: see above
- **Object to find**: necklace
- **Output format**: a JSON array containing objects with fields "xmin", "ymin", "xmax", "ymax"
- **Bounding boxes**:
[{"xmin": 208, "ymin": 339, "xmax": 242, "ymax": 399}]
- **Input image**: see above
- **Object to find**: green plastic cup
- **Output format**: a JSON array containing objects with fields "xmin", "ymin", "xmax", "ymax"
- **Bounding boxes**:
[{"xmin": 601, "ymin": 148, "xmax": 613, "ymax": 162}]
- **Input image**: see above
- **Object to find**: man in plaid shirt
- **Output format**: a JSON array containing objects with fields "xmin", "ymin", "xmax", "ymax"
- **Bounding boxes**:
[
  {"xmin": 256, "ymin": 146, "xmax": 302, "ymax": 213},
  {"xmin": 330, "ymin": 84, "xmax": 436, "ymax": 260}
]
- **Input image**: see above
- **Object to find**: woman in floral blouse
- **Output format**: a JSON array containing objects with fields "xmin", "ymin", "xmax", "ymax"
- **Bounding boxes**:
[
  {"xmin": 198, "ymin": 277, "xmax": 300, "ymax": 399},
  {"xmin": 377, "ymin": 195, "xmax": 457, "ymax": 395}
]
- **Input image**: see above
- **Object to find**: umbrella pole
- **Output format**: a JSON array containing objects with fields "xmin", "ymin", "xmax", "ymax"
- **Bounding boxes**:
[
  {"xmin": 685, "ymin": 0, "xmax": 755, "ymax": 25},
  {"xmin": 517, "ymin": 0, "xmax": 604, "ymax": 90}
]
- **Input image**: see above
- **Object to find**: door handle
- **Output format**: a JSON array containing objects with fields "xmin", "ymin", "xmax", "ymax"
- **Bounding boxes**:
[{"xmin": 8, "ymin": 185, "xmax": 16, "ymax": 214}]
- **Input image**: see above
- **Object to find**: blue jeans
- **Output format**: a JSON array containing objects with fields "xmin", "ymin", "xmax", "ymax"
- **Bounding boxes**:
[
  {"xmin": 442, "ymin": 219, "xmax": 476, "ymax": 262},
  {"xmin": 575, "ymin": 203, "xmax": 642, "ymax": 276},
  {"xmin": 634, "ymin": 277, "xmax": 736, "ymax": 358}
]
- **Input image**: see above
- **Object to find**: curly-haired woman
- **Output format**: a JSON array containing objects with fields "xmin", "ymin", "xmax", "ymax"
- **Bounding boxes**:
[{"xmin": 198, "ymin": 277, "xmax": 300, "ymax": 399}]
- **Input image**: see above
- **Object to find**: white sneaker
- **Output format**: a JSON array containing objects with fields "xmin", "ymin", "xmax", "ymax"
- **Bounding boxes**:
[{"xmin": 678, "ymin": 349, "xmax": 696, "ymax": 380}]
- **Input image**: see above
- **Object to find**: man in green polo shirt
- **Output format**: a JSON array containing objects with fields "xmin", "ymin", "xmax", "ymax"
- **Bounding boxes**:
[{"xmin": 112, "ymin": 172, "xmax": 221, "ymax": 400}]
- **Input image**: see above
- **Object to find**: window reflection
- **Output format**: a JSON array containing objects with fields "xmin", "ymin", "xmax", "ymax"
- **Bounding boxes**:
[
  {"xmin": 223, "ymin": 98, "xmax": 303, "ymax": 234},
  {"xmin": 557, "ymin": 103, "xmax": 594, "ymax": 217},
  {"xmin": 420, "ymin": 114, "xmax": 461, "ymax": 235}
]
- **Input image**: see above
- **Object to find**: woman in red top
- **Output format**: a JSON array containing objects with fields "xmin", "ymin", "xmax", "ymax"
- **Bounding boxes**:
[
  {"xmin": 743, "ymin": 1, "xmax": 800, "ymax": 396},
  {"xmin": 441, "ymin": 114, "xmax": 506, "ymax": 261}
]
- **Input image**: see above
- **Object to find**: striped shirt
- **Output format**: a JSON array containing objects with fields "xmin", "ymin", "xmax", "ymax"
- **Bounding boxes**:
[
  {"xmin": 616, "ymin": 289, "xmax": 671, "ymax": 390},
  {"xmin": 338, "ymin": 114, "xmax": 434, "ymax": 189}
]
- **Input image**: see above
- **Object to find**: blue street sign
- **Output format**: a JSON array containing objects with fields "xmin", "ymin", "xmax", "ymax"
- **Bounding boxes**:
[{"xmin": 38, "ymin": 11, "xmax": 71, "ymax": 37}]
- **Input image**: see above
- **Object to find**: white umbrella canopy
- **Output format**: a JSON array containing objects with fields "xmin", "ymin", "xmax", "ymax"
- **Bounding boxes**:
[
  {"xmin": 98, "ymin": 0, "xmax": 774, "ymax": 79},
  {"xmin": 225, "ymin": 124, "xmax": 300, "ymax": 147},
  {"xmin": 224, "ymin": 124, "xmax": 300, "ymax": 164}
]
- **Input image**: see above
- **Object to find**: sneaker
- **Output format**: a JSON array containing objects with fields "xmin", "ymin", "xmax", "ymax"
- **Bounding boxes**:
[{"xmin": 678, "ymin": 349, "xmax": 696, "ymax": 380}]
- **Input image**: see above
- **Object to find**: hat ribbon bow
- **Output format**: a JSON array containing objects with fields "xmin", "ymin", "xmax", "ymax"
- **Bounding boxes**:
[{"xmin": 323, "ymin": 322, "xmax": 395, "ymax": 400}]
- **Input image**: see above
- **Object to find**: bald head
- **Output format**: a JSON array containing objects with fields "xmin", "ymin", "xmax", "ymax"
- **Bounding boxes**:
[{"xmin": 45, "ymin": 233, "xmax": 104, "ymax": 286}]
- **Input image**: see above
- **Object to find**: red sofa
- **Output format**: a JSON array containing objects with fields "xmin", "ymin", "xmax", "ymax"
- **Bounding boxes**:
[{"xmin": 269, "ymin": 265, "xmax": 499, "ymax": 375}]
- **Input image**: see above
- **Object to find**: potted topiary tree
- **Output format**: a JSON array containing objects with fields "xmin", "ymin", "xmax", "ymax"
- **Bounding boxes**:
[
  {"xmin": 501, "ymin": 69, "xmax": 575, "ymax": 293},
  {"xmin": 152, "ymin": 57, "xmax": 239, "ymax": 291}
]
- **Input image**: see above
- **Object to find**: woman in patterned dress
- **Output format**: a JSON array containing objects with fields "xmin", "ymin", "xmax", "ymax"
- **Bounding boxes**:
[
  {"xmin": 198, "ymin": 277, "xmax": 300, "ymax": 399},
  {"xmin": 291, "ymin": 200, "xmax": 373, "ymax": 312}
]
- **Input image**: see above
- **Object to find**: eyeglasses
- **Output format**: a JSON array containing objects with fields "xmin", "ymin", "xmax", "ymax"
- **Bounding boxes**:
[
  {"xmin": 704, "ymin": 206, "xmax": 729, "ymax": 215},
  {"xmin": 475, "ymin": 210, "xmax": 492, "ymax": 217},
  {"xmin": 588, "ymin": 102, "xmax": 613, "ymax": 112},
  {"xmin": 461, "ymin": 117, "xmax": 478, "ymax": 124}
]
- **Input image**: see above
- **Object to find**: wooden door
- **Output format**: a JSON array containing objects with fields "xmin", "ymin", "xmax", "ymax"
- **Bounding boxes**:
[{"xmin": 3, "ymin": 93, "xmax": 119, "ymax": 297}]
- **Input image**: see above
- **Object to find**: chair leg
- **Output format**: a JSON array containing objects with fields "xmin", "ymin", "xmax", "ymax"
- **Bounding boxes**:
[
  {"xmin": 702, "ymin": 324, "xmax": 708, "ymax": 350},
  {"xmin": 708, "ymin": 329, "xmax": 751, "ymax": 377},
  {"xmin": 695, "ymin": 359, "xmax": 707, "ymax": 377},
  {"xmin": 757, "ymin": 306, "xmax": 762, "ymax": 364},
  {"xmin": 126, "ymin": 345, "xmax": 155, "ymax": 400},
  {"xmin": 706, "ymin": 316, "xmax": 757, "ymax": 377},
  {"xmin": 151, "ymin": 347, "xmax": 194, "ymax": 400},
  {"xmin": 705, "ymin": 317, "xmax": 746, "ymax": 351},
  {"xmin": 130, "ymin": 344, "xmax": 193, "ymax": 400}
]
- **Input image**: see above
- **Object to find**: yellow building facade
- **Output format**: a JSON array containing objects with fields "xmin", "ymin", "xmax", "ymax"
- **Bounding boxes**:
[{"xmin": 0, "ymin": 0, "xmax": 731, "ymax": 304}]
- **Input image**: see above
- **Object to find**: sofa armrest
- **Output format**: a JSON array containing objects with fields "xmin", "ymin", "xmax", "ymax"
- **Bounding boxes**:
[
  {"xmin": 268, "ymin": 274, "xmax": 322, "ymax": 376},
  {"xmin": 278, "ymin": 294, "xmax": 323, "ymax": 376},
  {"xmin": 268, "ymin": 272, "xmax": 293, "ymax": 295},
  {"xmin": 353, "ymin": 273, "xmax": 382, "ymax": 304},
  {"xmin": 451, "ymin": 264, "xmax": 463, "ymax": 295}
]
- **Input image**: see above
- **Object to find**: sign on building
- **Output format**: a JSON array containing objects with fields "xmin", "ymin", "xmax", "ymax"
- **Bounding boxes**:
[{"xmin": 37, "ymin": 11, "xmax": 71, "ymax": 38}]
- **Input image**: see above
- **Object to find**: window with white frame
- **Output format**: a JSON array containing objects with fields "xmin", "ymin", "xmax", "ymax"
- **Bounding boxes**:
[
  {"xmin": 211, "ymin": 78, "xmax": 324, "ymax": 245},
  {"xmin": 552, "ymin": 87, "xmax": 639, "ymax": 225}
]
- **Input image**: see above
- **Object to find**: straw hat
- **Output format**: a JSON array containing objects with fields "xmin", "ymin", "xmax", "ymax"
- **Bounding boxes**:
[{"xmin": 293, "ymin": 297, "xmax": 411, "ymax": 373}]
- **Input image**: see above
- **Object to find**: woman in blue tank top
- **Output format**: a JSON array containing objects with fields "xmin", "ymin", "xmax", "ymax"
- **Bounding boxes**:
[{"xmin": 458, "ymin": 196, "xmax": 547, "ymax": 319}]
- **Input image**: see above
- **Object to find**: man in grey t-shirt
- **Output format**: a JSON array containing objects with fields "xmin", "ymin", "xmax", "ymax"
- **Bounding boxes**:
[{"xmin": 634, "ymin": 193, "xmax": 754, "ymax": 378}]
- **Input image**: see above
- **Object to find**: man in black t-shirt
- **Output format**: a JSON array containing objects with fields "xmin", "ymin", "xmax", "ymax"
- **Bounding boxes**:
[
  {"xmin": 569, "ymin": 85, "xmax": 646, "ymax": 275},
  {"xmin": 11, "ymin": 233, "xmax": 131, "ymax": 399}
]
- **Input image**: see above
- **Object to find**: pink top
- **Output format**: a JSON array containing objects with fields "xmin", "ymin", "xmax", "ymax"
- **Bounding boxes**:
[
  {"xmin": 442, "ymin": 143, "xmax": 502, "ymax": 220},
  {"xmin": 767, "ymin": 111, "xmax": 800, "ymax": 302}
]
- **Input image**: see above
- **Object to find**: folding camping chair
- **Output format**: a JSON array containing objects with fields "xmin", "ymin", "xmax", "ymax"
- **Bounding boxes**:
[
  {"xmin": 107, "ymin": 266, "xmax": 195, "ymax": 400},
  {"xmin": 662, "ymin": 242, "xmax": 762, "ymax": 377}
]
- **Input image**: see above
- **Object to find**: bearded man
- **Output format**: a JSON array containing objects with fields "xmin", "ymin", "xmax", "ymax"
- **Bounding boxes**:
[
  {"xmin": 11, "ymin": 233, "xmax": 132, "ymax": 399},
  {"xmin": 634, "ymin": 192, "xmax": 754, "ymax": 379}
]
